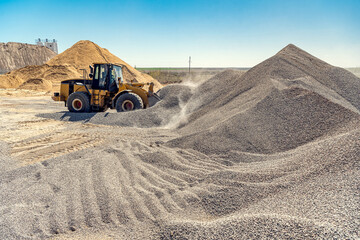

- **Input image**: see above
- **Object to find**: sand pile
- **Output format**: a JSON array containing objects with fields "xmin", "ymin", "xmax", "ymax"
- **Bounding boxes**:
[
  {"xmin": 17, "ymin": 78, "xmax": 53, "ymax": 91},
  {"xmin": 0, "ymin": 64, "xmax": 79, "ymax": 89},
  {"xmin": 0, "ymin": 40, "xmax": 162, "ymax": 91},
  {"xmin": 47, "ymin": 40, "xmax": 162, "ymax": 90}
]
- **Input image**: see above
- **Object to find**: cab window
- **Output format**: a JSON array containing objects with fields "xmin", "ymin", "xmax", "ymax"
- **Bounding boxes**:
[
  {"xmin": 99, "ymin": 65, "xmax": 108, "ymax": 88},
  {"xmin": 113, "ymin": 65, "xmax": 123, "ymax": 83},
  {"xmin": 92, "ymin": 64, "xmax": 108, "ymax": 89},
  {"xmin": 94, "ymin": 65, "xmax": 99, "ymax": 80}
]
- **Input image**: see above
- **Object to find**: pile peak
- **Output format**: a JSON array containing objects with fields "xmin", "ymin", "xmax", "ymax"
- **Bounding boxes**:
[
  {"xmin": 46, "ymin": 40, "xmax": 112, "ymax": 68},
  {"xmin": 46, "ymin": 40, "xmax": 162, "ymax": 90},
  {"xmin": 273, "ymin": 43, "xmax": 330, "ymax": 69},
  {"xmin": 276, "ymin": 43, "xmax": 304, "ymax": 55}
]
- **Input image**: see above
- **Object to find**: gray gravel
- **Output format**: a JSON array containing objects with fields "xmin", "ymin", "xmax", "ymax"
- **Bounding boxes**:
[
  {"xmin": 166, "ymin": 44, "xmax": 360, "ymax": 158},
  {"xmin": 1, "ymin": 44, "xmax": 359, "ymax": 239}
]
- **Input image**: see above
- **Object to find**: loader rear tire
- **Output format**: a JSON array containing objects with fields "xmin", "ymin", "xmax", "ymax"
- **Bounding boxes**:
[
  {"xmin": 67, "ymin": 92, "xmax": 91, "ymax": 113},
  {"xmin": 115, "ymin": 92, "xmax": 143, "ymax": 112}
]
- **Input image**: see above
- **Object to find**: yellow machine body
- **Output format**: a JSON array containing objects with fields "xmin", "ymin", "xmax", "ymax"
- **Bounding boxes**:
[{"xmin": 52, "ymin": 63, "xmax": 156, "ymax": 112}]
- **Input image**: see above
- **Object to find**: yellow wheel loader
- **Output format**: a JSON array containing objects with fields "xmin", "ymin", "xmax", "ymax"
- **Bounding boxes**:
[{"xmin": 52, "ymin": 63, "xmax": 160, "ymax": 112}]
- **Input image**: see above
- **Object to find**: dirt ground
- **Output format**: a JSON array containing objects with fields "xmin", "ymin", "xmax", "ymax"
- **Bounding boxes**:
[
  {"xmin": 0, "ymin": 95, "xmax": 100, "ymax": 166},
  {"xmin": 0, "ymin": 95, "xmax": 176, "ymax": 239}
]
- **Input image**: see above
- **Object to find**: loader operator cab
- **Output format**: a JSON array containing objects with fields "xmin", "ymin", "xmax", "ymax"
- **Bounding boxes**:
[{"xmin": 91, "ymin": 63, "xmax": 123, "ymax": 92}]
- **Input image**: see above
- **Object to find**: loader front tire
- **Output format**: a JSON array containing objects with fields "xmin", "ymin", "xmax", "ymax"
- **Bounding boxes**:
[
  {"xmin": 116, "ymin": 92, "xmax": 143, "ymax": 112},
  {"xmin": 67, "ymin": 92, "xmax": 91, "ymax": 113}
]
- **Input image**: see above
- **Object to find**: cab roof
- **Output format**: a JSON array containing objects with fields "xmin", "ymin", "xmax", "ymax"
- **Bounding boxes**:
[{"xmin": 92, "ymin": 63, "xmax": 123, "ymax": 67}]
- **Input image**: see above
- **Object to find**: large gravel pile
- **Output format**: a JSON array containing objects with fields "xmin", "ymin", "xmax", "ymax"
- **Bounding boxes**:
[
  {"xmin": 2, "ymin": 44, "xmax": 359, "ymax": 239},
  {"xmin": 166, "ymin": 44, "xmax": 360, "ymax": 157}
]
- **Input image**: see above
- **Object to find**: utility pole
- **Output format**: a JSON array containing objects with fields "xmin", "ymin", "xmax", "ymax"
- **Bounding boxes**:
[{"xmin": 189, "ymin": 56, "xmax": 191, "ymax": 74}]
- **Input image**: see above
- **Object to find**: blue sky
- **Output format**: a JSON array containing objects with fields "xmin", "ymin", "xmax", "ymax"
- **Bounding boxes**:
[{"xmin": 0, "ymin": 0, "xmax": 359, "ymax": 67}]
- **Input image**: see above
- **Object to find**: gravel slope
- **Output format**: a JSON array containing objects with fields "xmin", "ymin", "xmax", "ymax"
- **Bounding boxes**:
[{"xmin": 1, "ymin": 44, "xmax": 359, "ymax": 239}]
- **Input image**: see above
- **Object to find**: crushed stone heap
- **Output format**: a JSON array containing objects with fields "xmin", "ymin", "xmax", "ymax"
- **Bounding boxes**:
[{"xmin": 166, "ymin": 44, "xmax": 360, "ymax": 156}]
